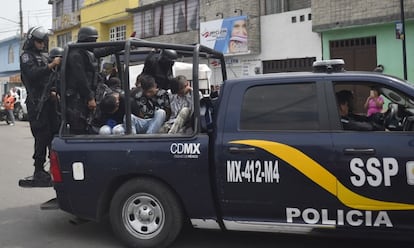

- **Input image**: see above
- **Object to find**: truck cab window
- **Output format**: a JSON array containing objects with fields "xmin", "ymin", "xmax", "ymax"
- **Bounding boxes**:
[{"xmin": 240, "ymin": 83, "xmax": 319, "ymax": 130}]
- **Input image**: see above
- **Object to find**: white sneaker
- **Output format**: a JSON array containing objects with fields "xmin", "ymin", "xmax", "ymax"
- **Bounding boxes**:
[{"xmin": 9, "ymin": 123, "xmax": 14, "ymax": 126}]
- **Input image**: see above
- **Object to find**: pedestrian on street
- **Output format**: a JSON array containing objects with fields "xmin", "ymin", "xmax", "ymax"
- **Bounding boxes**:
[
  {"xmin": 2, "ymin": 93, "xmax": 16, "ymax": 126},
  {"xmin": 19, "ymin": 26, "xmax": 61, "ymax": 187}
]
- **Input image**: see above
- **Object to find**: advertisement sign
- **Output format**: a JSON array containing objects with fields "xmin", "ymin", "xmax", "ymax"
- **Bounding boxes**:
[
  {"xmin": 200, "ymin": 16, "xmax": 249, "ymax": 55},
  {"xmin": 395, "ymin": 21, "xmax": 404, "ymax": 40}
]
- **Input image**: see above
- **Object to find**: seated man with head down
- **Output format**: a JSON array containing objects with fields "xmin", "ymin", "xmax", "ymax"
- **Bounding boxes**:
[{"xmin": 94, "ymin": 92, "xmax": 125, "ymax": 135}]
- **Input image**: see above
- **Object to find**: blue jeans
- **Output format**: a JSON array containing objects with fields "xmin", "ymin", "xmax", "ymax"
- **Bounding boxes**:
[
  {"xmin": 131, "ymin": 109, "xmax": 166, "ymax": 134},
  {"xmin": 7, "ymin": 109, "xmax": 15, "ymax": 124}
]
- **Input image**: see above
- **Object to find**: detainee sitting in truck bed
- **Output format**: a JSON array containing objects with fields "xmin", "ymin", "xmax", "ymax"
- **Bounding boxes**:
[
  {"xmin": 129, "ymin": 74, "xmax": 171, "ymax": 134},
  {"xmin": 160, "ymin": 75, "xmax": 194, "ymax": 134}
]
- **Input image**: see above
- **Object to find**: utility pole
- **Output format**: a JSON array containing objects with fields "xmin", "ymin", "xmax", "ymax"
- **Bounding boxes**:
[
  {"xmin": 19, "ymin": 0, "xmax": 23, "ymax": 38},
  {"xmin": 400, "ymin": 0, "xmax": 408, "ymax": 80}
]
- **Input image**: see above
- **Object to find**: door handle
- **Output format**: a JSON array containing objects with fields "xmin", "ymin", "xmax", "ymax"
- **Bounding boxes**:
[
  {"xmin": 343, "ymin": 148, "xmax": 376, "ymax": 155},
  {"xmin": 228, "ymin": 147, "xmax": 256, "ymax": 153}
]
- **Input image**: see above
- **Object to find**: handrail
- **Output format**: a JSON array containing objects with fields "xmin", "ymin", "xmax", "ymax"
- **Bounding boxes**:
[{"xmin": 59, "ymin": 39, "xmax": 226, "ymax": 137}]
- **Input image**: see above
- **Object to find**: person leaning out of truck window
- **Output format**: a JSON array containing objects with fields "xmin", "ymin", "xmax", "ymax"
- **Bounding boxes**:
[
  {"xmin": 364, "ymin": 87, "xmax": 384, "ymax": 117},
  {"xmin": 160, "ymin": 75, "xmax": 194, "ymax": 134},
  {"xmin": 129, "ymin": 74, "xmax": 171, "ymax": 134}
]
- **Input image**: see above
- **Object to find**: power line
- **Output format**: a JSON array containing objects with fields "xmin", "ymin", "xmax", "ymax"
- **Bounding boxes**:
[
  {"xmin": 0, "ymin": 29, "xmax": 19, "ymax": 34},
  {"xmin": 0, "ymin": 16, "xmax": 20, "ymax": 24}
]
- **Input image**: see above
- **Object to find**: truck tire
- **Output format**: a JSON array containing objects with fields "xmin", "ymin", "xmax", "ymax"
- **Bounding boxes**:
[
  {"xmin": 14, "ymin": 105, "xmax": 25, "ymax": 121},
  {"xmin": 109, "ymin": 178, "xmax": 184, "ymax": 248}
]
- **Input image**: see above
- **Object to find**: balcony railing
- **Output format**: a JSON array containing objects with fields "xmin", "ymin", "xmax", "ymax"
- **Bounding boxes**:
[{"xmin": 52, "ymin": 11, "xmax": 81, "ymax": 30}]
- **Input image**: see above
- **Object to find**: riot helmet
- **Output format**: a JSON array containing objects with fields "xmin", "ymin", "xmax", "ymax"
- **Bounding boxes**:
[
  {"xmin": 49, "ymin": 47, "xmax": 64, "ymax": 58},
  {"xmin": 159, "ymin": 49, "xmax": 178, "ymax": 61},
  {"xmin": 22, "ymin": 26, "xmax": 50, "ymax": 51},
  {"xmin": 77, "ymin": 26, "xmax": 99, "ymax": 42}
]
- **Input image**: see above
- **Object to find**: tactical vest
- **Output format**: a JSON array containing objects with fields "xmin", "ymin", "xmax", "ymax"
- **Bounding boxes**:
[{"xmin": 21, "ymin": 50, "xmax": 50, "ymax": 101}]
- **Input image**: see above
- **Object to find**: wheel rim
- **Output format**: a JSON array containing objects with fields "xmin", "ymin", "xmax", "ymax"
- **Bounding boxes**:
[
  {"xmin": 18, "ymin": 109, "xmax": 23, "ymax": 120},
  {"xmin": 122, "ymin": 193, "xmax": 165, "ymax": 240},
  {"xmin": 16, "ymin": 107, "xmax": 23, "ymax": 120}
]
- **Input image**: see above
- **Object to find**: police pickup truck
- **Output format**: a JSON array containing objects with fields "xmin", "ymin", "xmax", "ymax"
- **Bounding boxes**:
[{"xmin": 45, "ymin": 40, "xmax": 414, "ymax": 248}]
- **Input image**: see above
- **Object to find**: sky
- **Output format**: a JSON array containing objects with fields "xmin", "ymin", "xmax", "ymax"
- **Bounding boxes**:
[{"xmin": 0, "ymin": 0, "xmax": 52, "ymax": 40}]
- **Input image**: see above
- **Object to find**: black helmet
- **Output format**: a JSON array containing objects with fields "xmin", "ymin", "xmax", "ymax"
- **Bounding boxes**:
[
  {"xmin": 23, "ymin": 26, "xmax": 50, "ymax": 51},
  {"xmin": 77, "ymin": 26, "xmax": 98, "ymax": 42},
  {"xmin": 49, "ymin": 47, "xmax": 64, "ymax": 58},
  {"xmin": 160, "ymin": 49, "xmax": 178, "ymax": 61},
  {"xmin": 27, "ymin": 26, "xmax": 49, "ymax": 41}
]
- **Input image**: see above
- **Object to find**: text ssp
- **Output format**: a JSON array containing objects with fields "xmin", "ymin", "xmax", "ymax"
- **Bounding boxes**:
[
  {"xmin": 227, "ymin": 160, "xmax": 280, "ymax": 183},
  {"xmin": 350, "ymin": 157, "xmax": 398, "ymax": 187}
]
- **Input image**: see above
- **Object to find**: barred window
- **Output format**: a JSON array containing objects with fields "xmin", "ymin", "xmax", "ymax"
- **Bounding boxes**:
[
  {"xmin": 163, "ymin": 4, "xmax": 174, "ymax": 35},
  {"xmin": 72, "ymin": 0, "xmax": 80, "ymax": 12},
  {"xmin": 56, "ymin": 0, "xmax": 63, "ymax": 17},
  {"xmin": 174, "ymin": 1, "xmax": 186, "ymax": 33},
  {"xmin": 135, "ymin": 0, "xmax": 199, "ymax": 38},
  {"xmin": 265, "ymin": 0, "xmax": 311, "ymax": 15},
  {"xmin": 144, "ymin": 10, "xmax": 154, "ymax": 37},
  {"xmin": 57, "ymin": 32, "xmax": 72, "ymax": 47},
  {"xmin": 110, "ymin": 25, "xmax": 126, "ymax": 41}
]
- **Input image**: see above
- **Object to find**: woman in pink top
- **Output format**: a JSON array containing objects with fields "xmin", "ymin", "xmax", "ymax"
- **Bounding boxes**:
[{"xmin": 364, "ymin": 88, "xmax": 384, "ymax": 117}]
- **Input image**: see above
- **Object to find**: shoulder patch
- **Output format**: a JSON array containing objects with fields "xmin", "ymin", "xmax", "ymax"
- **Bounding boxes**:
[{"xmin": 21, "ymin": 54, "xmax": 30, "ymax": 63}]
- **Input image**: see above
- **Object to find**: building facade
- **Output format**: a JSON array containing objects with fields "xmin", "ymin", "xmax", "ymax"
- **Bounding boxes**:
[
  {"xmin": 312, "ymin": 0, "xmax": 414, "ymax": 81},
  {"xmin": 0, "ymin": 35, "xmax": 22, "ymax": 97},
  {"xmin": 125, "ymin": 0, "xmax": 320, "ymax": 80},
  {"xmin": 81, "ymin": 0, "xmax": 138, "ymax": 42},
  {"xmin": 48, "ymin": 0, "xmax": 84, "ymax": 48},
  {"xmin": 49, "ymin": 0, "xmax": 138, "ymax": 47},
  {"xmin": 198, "ymin": 0, "xmax": 320, "ymax": 79}
]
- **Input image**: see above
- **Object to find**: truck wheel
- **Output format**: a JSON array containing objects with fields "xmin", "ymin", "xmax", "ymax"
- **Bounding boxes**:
[
  {"xmin": 109, "ymin": 178, "xmax": 183, "ymax": 248},
  {"xmin": 14, "ymin": 105, "xmax": 24, "ymax": 121}
]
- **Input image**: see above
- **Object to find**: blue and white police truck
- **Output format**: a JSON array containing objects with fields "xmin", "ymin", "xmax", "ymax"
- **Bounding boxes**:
[{"xmin": 43, "ymin": 40, "xmax": 414, "ymax": 248}]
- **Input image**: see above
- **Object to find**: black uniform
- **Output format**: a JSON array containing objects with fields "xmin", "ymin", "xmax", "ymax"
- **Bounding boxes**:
[
  {"xmin": 66, "ymin": 46, "xmax": 123, "ymax": 134},
  {"xmin": 20, "ymin": 50, "xmax": 59, "ymax": 173},
  {"xmin": 142, "ymin": 50, "xmax": 176, "ymax": 90},
  {"xmin": 65, "ymin": 48, "xmax": 99, "ymax": 134},
  {"xmin": 341, "ymin": 113, "xmax": 385, "ymax": 131}
]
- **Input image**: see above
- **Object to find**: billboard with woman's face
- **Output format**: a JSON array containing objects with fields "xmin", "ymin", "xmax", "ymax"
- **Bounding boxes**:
[{"xmin": 200, "ymin": 16, "xmax": 249, "ymax": 55}]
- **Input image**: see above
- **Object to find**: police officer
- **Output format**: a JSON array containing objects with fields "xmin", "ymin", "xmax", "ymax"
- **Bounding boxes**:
[
  {"xmin": 142, "ymin": 49, "xmax": 177, "ymax": 90},
  {"xmin": 66, "ymin": 26, "xmax": 121, "ymax": 134},
  {"xmin": 48, "ymin": 47, "xmax": 64, "ymax": 96},
  {"xmin": 47, "ymin": 47, "xmax": 64, "ymax": 126},
  {"xmin": 19, "ymin": 26, "xmax": 61, "ymax": 186}
]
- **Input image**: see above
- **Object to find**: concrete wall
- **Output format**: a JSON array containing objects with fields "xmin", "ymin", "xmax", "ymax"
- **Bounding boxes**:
[
  {"xmin": 312, "ymin": 0, "xmax": 414, "ymax": 31},
  {"xmin": 221, "ymin": 7, "xmax": 321, "ymax": 80},
  {"xmin": 259, "ymin": 7, "xmax": 321, "ymax": 61}
]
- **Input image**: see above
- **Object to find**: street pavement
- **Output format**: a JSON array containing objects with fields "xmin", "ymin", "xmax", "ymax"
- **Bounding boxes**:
[
  {"xmin": 0, "ymin": 121, "xmax": 413, "ymax": 248},
  {"xmin": 0, "ymin": 121, "xmax": 122, "ymax": 248}
]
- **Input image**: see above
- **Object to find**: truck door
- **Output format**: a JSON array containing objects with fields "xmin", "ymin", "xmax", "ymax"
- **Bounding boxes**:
[
  {"xmin": 330, "ymin": 80, "xmax": 414, "ymax": 231},
  {"xmin": 215, "ymin": 79, "xmax": 337, "ymax": 232}
]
